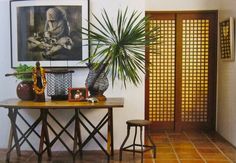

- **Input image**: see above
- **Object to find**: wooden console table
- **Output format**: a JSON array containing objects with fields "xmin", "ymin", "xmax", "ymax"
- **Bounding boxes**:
[{"xmin": 0, "ymin": 98, "xmax": 124, "ymax": 162}]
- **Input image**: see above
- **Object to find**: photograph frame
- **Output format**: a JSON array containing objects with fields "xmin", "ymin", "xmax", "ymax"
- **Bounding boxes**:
[
  {"xmin": 10, "ymin": 0, "xmax": 90, "ymax": 68},
  {"xmin": 68, "ymin": 87, "xmax": 88, "ymax": 102},
  {"xmin": 219, "ymin": 17, "xmax": 234, "ymax": 61}
]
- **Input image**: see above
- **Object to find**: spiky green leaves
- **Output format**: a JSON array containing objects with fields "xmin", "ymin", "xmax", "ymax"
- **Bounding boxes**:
[{"xmin": 83, "ymin": 8, "xmax": 158, "ymax": 87}]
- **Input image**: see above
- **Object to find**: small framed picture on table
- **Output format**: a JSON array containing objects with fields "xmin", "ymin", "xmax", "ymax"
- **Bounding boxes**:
[{"xmin": 68, "ymin": 88, "xmax": 88, "ymax": 102}]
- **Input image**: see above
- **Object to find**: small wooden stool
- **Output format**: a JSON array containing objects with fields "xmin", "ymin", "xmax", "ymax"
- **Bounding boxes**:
[{"xmin": 119, "ymin": 120, "xmax": 156, "ymax": 162}]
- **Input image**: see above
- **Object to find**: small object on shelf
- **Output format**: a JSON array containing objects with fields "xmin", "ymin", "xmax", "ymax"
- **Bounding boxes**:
[
  {"xmin": 86, "ymin": 63, "xmax": 109, "ymax": 101},
  {"xmin": 86, "ymin": 97, "xmax": 98, "ymax": 103},
  {"xmin": 33, "ymin": 61, "xmax": 46, "ymax": 102},
  {"xmin": 16, "ymin": 80, "xmax": 34, "ymax": 101},
  {"xmin": 68, "ymin": 87, "xmax": 88, "ymax": 102},
  {"xmin": 47, "ymin": 69, "xmax": 74, "ymax": 100}
]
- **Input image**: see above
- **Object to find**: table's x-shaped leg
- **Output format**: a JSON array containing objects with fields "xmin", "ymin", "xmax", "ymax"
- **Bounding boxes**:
[
  {"xmin": 6, "ymin": 107, "xmax": 114, "ymax": 162},
  {"xmin": 77, "ymin": 108, "xmax": 113, "ymax": 160},
  {"xmin": 46, "ymin": 109, "xmax": 82, "ymax": 162},
  {"xmin": 6, "ymin": 108, "xmax": 51, "ymax": 163}
]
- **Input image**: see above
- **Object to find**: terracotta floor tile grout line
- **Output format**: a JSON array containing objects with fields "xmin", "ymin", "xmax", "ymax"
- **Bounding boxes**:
[
  {"xmin": 151, "ymin": 150, "xmax": 156, "ymax": 163},
  {"xmin": 183, "ymin": 131, "xmax": 207, "ymax": 163},
  {"xmin": 204, "ymin": 133, "xmax": 234, "ymax": 163},
  {"xmin": 145, "ymin": 138, "xmax": 156, "ymax": 163},
  {"xmin": 165, "ymin": 131, "xmax": 181, "ymax": 163},
  {"xmin": 149, "ymin": 150, "xmax": 156, "ymax": 163}
]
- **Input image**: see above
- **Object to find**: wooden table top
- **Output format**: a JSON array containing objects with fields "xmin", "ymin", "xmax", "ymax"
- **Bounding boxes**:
[{"xmin": 0, "ymin": 98, "xmax": 124, "ymax": 109}]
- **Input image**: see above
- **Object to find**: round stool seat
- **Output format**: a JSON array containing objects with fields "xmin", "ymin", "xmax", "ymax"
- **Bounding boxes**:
[
  {"xmin": 126, "ymin": 119, "xmax": 152, "ymax": 126},
  {"xmin": 120, "ymin": 119, "xmax": 156, "ymax": 161}
]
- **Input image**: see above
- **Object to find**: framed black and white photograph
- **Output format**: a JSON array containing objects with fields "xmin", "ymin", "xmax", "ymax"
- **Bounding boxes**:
[
  {"xmin": 10, "ymin": 0, "xmax": 89, "ymax": 68},
  {"xmin": 220, "ymin": 17, "xmax": 234, "ymax": 61}
]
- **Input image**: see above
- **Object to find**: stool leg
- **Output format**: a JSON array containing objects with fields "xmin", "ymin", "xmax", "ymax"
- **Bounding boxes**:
[
  {"xmin": 119, "ymin": 125, "xmax": 130, "ymax": 161},
  {"xmin": 148, "ymin": 125, "xmax": 156, "ymax": 158},
  {"xmin": 133, "ymin": 126, "xmax": 137, "ymax": 158},
  {"xmin": 140, "ymin": 126, "xmax": 143, "ymax": 163},
  {"xmin": 148, "ymin": 135, "xmax": 156, "ymax": 158}
]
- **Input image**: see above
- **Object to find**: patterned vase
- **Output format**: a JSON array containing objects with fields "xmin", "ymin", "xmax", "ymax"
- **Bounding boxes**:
[{"xmin": 86, "ymin": 65, "xmax": 109, "ymax": 101}]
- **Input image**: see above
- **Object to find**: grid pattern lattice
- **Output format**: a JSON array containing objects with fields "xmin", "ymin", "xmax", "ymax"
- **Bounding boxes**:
[
  {"xmin": 47, "ymin": 72, "xmax": 72, "ymax": 96},
  {"xmin": 181, "ymin": 19, "xmax": 209, "ymax": 122},
  {"xmin": 220, "ymin": 20, "xmax": 231, "ymax": 59},
  {"xmin": 148, "ymin": 19, "xmax": 175, "ymax": 122}
]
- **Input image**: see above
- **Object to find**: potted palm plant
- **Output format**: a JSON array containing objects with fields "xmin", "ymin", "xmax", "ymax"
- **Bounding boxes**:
[{"xmin": 83, "ymin": 8, "xmax": 158, "ymax": 100}]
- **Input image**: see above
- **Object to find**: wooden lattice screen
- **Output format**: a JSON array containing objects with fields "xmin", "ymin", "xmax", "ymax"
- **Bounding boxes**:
[
  {"xmin": 146, "ymin": 12, "xmax": 217, "ymax": 131},
  {"xmin": 147, "ymin": 14, "xmax": 176, "ymax": 130},
  {"xmin": 181, "ymin": 19, "xmax": 209, "ymax": 122}
]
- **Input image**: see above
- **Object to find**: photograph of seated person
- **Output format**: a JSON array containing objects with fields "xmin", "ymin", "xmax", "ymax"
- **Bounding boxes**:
[
  {"xmin": 17, "ymin": 5, "xmax": 82, "ymax": 61},
  {"xmin": 43, "ymin": 7, "xmax": 74, "ymax": 57},
  {"xmin": 28, "ymin": 7, "xmax": 75, "ymax": 60},
  {"xmin": 74, "ymin": 89, "xmax": 85, "ymax": 101}
]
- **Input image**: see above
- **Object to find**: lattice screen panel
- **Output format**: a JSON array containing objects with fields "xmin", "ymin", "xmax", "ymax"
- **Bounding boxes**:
[
  {"xmin": 148, "ymin": 19, "xmax": 175, "ymax": 122},
  {"xmin": 181, "ymin": 19, "xmax": 209, "ymax": 122}
]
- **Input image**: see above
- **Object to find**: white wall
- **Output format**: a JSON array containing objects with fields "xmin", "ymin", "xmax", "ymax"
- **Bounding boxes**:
[
  {"xmin": 0, "ymin": 0, "xmax": 16, "ymax": 149},
  {"xmin": 0, "ymin": 0, "xmax": 145, "ymax": 150},
  {"xmin": 217, "ymin": 0, "xmax": 236, "ymax": 147},
  {"xmin": 146, "ymin": 0, "xmax": 219, "ymax": 11}
]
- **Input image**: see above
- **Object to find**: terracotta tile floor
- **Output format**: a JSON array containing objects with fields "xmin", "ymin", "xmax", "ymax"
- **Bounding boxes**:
[{"xmin": 0, "ymin": 131, "xmax": 236, "ymax": 163}]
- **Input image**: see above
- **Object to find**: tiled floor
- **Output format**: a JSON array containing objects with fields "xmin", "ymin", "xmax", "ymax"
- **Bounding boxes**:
[{"xmin": 0, "ymin": 131, "xmax": 236, "ymax": 163}]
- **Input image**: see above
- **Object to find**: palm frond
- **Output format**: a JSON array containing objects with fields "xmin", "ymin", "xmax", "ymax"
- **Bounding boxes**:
[{"xmin": 83, "ymin": 8, "xmax": 159, "ymax": 87}]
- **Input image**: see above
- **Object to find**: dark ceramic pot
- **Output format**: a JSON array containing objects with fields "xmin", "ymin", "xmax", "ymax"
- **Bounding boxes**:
[{"xmin": 16, "ymin": 81, "xmax": 35, "ymax": 101}]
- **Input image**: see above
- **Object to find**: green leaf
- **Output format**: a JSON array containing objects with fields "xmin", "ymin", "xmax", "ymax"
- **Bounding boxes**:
[{"xmin": 16, "ymin": 64, "xmax": 33, "ymax": 81}]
